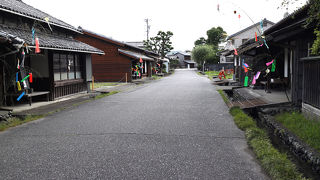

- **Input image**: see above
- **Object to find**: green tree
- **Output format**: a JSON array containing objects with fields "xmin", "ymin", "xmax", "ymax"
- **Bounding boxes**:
[
  {"xmin": 206, "ymin": 26, "xmax": 227, "ymax": 46},
  {"xmin": 143, "ymin": 31, "xmax": 174, "ymax": 58},
  {"xmin": 194, "ymin": 37, "xmax": 207, "ymax": 46},
  {"xmin": 191, "ymin": 45, "xmax": 219, "ymax": 66}
]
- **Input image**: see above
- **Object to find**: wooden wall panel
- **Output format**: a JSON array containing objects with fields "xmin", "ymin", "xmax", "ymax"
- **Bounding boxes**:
[{"xmin": 75, "ymin": 35, "xmax": 132, "ymax": 82}]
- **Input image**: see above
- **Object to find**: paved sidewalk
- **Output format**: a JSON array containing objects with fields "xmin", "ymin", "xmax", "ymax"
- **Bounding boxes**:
[{"xmin": 7, "ymin": 77, "xmax": 156, "ymax": 116}]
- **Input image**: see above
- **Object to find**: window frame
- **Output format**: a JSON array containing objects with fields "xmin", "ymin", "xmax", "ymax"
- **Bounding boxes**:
[{"xmin": 53, "ymin": 52, "xmax": 82, "ymax": 81}]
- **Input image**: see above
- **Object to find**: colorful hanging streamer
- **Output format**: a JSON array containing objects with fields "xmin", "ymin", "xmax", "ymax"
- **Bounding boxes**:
[
  {"xmin": 244, "ymin": 76, "xmax": 248, "ymax": 87},
  {"xmin": 44, "ymin": 17, "xmax": 53, "ymax": 32},
  {"xmin": 32, "ymin": 27, "xmax": 35, "ymax": 45},
  {"xmin": 271, "ymin": 59, "xmax": 276, "ymax": 72},
  {"xmin": 263, "ymin": 39, "xmax": 269, "ymax": 49},
  {"xmin": 260, "ymin": 19, "xmax": 264, "ymax": 34},
  {"xmin": 255, "ymin": 71, "xmax": 261, "ymax": 80},
  {"xmin": 252, "ymin": 76, "xmax": 256, "ymax": 85},
  {"xmin": 234, "ymin": 48, "xmax": 238, "ymax": 55},
  {"xmin": 16, "ymin": 72, "xmax": 19, "ymax": 82},
  {"xmin": 29, "ymin": 73, "xmax": 33, "ymax": 83},
  {"xmin": 17, "ymin": 91, "xmax": 25, "ymax": 101},
  {"xmin": 139, "ymin": 57, "xmax": 143, "ymax": 63},
  {"xmin": 35, "ymin": 37, "xmax": 40, "ymax": 53},
  {"xmin": 21, "ymin": 75, "xmax": 30, "ymax": 83},
  {"xmin": 17, "ymin": 81, "xmax": 21, "ymax": 91},
  {"xmin": 266, "ymin": 59, "xmax": 274, "ymax": 66},
  {"xmin": 255, "ymin": 32, "xmax": 258, "ymax": 42},
  {"xmin": 256, "ymin": 44, "xmax": 263, "ymax": 48}
]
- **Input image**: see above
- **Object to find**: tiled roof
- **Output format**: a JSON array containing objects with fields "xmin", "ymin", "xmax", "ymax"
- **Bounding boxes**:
[
  {"xmin": 80, "ymin": 28, "xmax": 159, "ymax": 56},
  {"xmin": 0, "ymin": 0, "xmax": 79, "ymax": 32},
  {"xmin": 0, "ymin": 25, "xmax": 104, "ymax": 54},
  {"xmin": 118, "ymin": 49, "xmax": 154, "ymax": 61},
  {"xmin": 227, "ymin": 19, "xmax": 275, "ymax": 40}
]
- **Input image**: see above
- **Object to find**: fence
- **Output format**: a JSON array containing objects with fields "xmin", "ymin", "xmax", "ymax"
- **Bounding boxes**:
[{"xmin": 205, "ymin": 63, "xmax": 234, "ymax": 71}]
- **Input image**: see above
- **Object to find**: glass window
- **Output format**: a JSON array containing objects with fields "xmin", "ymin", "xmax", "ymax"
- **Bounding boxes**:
[
  {"xmin": 68, "ymin": 54, "xmax": 75, "ymax": 80},
  {"xmin": 53, "ymin": 53, "xmax": 82, "ymax": 81},
  {"xmin": 60, "ymin": 54, "xmax": 68, "ymax": 80},
  {"xmin": 53, "ymin": 53, "xmax": 60, "ymax": 81},
  {"xmin": 75, "ymin": 55, "xmax": 81, "ymax": 79}
]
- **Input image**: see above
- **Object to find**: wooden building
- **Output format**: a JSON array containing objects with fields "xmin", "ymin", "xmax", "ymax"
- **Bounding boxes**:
[
  {"xmin": 75, "ymin": 29, "xmax": 159, "ymax": 82},
  {"xmin": 237, "ymin": 4, "xmax": 320, "ymax": 116},
  {"xmin": 0, "ymin": 0, "xmax": 103, "ymax": 106}
]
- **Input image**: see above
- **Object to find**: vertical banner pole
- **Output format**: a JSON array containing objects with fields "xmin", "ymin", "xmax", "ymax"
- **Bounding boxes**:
[
  {"xmin": 92, "ymin": 76, "xmax": 94, "ymax": 90},
  {"xmin": 126, "ymin": 73, "xmax": 127, "ymax": 83}
]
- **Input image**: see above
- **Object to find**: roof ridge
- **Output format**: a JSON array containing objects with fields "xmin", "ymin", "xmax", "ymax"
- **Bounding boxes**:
[{"xmin": 0, "ymin": 0, "xmax": 79, "ymax": 33}]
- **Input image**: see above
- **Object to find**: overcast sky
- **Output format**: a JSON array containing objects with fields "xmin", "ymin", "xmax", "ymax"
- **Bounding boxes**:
[{"xmin": 23, "ymin": 0, "xmax": 307, "ymax": 51}]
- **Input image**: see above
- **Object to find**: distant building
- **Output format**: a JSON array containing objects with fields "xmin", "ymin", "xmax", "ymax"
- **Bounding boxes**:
[{"xmin": 167, "ymin": 51, "xmax": 197, "ymax": 68}]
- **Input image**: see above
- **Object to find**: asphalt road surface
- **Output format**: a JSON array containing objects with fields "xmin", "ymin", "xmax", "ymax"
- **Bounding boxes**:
[{"xmin": 0, "ymin": 70, "xmax": 269, "ymax": 179}]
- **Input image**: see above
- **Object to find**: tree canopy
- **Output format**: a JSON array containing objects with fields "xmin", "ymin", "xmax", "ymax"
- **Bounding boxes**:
[
  {"xmin": 206, "ymin": 27, "xmax": 227, "ymax": 46},
  {"xmin": 194, "ymin": 37, "xmax": 206, "ymax": 46},
  {"xmin": 143, "ymin": 31, "xmax": 174, "ymax": 58},
  {"xmin": 191, "ymin": 45, "xmax": 219, "ymax": 65},
  {"xmin": 192, "ymin": 26, "xmax": 226, "ymax": 67}
]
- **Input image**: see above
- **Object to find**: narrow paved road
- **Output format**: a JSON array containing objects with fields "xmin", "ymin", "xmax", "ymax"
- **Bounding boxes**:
[{"xmin": 0, "ymin": 70, "xmax": 268, "ymax": 179}]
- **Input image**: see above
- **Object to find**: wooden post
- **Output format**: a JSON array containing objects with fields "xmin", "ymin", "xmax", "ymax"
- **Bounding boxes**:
[
  {"xmin": 125, "ymin": 73, "xmax": 127, "ymax": 83},
  {"xmin": 92, "ymin": 76, "xmax": 94, "ymax": 90}
]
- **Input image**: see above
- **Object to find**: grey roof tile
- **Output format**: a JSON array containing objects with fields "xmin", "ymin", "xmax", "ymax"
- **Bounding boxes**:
[
  {"xmin": 118, "ymin": 49, "xmax": 154, "ymax": 61},
  {"xmin": 0, "ymin": 0, "xmax": 79, "ymax": 32},
  {"xmin": 0, "ymin": 25, "xmax": 104, "ymax": 54}
]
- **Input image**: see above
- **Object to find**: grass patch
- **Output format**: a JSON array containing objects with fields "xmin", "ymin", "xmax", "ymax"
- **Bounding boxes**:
[
  {"xmin": 0, "ymin": 115, "xmax": 44, "ymax": 132},
  {"xmin": 275, "ymin": 112, "xmax": 320, "ymax": 152},
  {"xmin": 90, "ymin": 82, "xmax": 119, "ymax": 90},
  {"xmin": 152, "ymin": 75, "xmax": 163, "ymax": 80},
  {"xmin": 229, "ymin": 107, "xmax": 307, "ymax": 180},
  {"xmin": 204, "ymin": 71, "xmax": 233, "ymax": 80},
  {"xmin": 94, "ymin": 91, "xmax": 119, "ymax": 100},
  {"xmin": 217, "ymin": 90, "xmax": 229, "ymax": 105}
]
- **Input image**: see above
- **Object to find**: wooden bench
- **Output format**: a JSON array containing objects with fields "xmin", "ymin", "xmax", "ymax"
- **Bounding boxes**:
[{"xmin": 6, "ymin": 91, "xmax": 50, "ymax": 106}]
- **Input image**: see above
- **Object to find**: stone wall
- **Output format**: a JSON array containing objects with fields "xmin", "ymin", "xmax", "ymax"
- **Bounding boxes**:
[{"xmin": 302, "ymin": 103, "xmax": 320, "ymax": 120}]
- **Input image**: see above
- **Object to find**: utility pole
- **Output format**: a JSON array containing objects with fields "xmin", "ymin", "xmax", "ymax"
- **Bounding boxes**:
[{"xmin": 144, "ymin": 18, "xmax": 151, "ymax": 40}]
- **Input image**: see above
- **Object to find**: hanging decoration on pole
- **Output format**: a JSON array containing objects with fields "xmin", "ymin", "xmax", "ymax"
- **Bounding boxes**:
[
  {"xmin": 44, "ymin": 17, "xmax": 52, "ymax": 32},
  {"xmin": 234, "ymin": 48, "xmax": 238, "ymax": 55},
  {"xmin": 35, "ymin": 37, "xmax": 40, "ymax": 53},
  {"xmin": 244, "ymin": 76, "xmax": 249, "ymax": 87},
  {"xmin": 271, "ymin": 59, "xmax": 276, "ymax": 72},
  {"xmin": 32, "ymin": 27, "xmax": 35, "ymax": 45},
  {"xmin": 266, "ymin": 59, "xmax": 274, "ymax": 66}
]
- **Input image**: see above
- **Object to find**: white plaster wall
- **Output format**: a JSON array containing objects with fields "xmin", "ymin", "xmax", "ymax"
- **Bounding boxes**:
[{"xmin": 231, "ymin": 23, "xmax": 274, "ymax": 48}]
